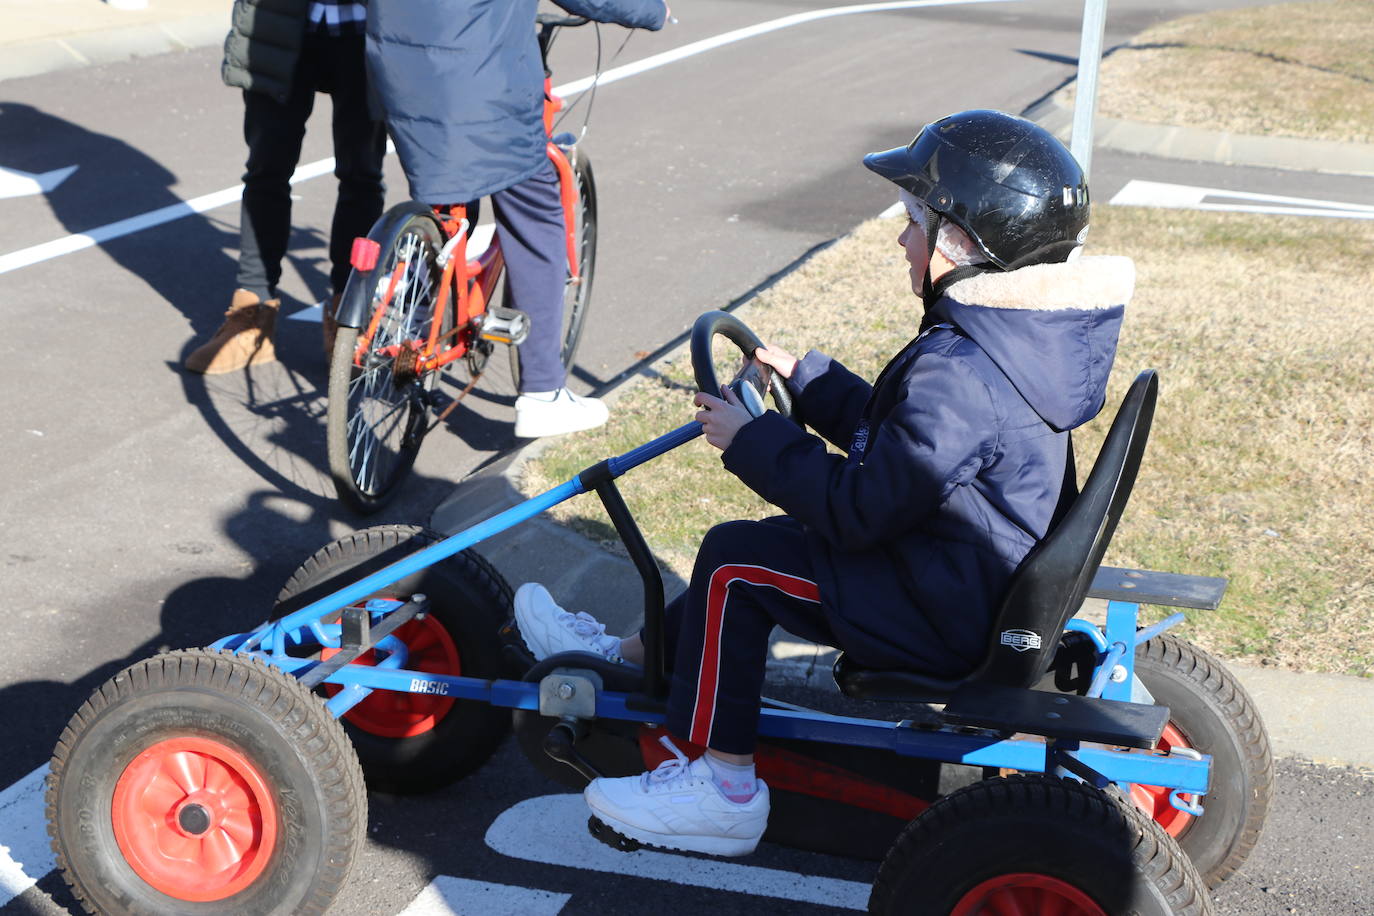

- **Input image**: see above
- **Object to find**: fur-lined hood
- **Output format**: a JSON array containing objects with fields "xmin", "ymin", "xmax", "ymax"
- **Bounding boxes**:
[{"xmin": 930, "ymin": 255, "xmax": 1133, "ymax": 431}]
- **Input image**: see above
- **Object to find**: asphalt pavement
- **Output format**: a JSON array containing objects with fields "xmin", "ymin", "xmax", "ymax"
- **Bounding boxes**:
[{"xmin": 3, "ymin": 2, "xmax": 1373, "ymax": 914}]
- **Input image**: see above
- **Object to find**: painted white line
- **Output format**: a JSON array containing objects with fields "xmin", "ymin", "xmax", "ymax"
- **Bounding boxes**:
[
  {"xmin": 0, "ymin": 0, "xmax": 1011, "ymax": 279},
  {"xmin": 484, "ymin": 793, "xmax": 869, "ymax": 910},
  {"xmin": 0, "ymin": 165, "xmax": 78, "ymax": 200},
  {"xmin": 397, "ymin": 876, "xmax": 571, "ymax": 916},
  {"xmin": 0, "ymin": 765, "xmax": 55, "ymax": 907},
  {"xmin": 1109, "ymin": 179, "xmax": 1374, "ymax": 220}
]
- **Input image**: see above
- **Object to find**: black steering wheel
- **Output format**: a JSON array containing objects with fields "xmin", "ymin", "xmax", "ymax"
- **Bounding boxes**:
[{"xmin": 690, "ymin": 310, "xmax": 793, "ymax": 420}]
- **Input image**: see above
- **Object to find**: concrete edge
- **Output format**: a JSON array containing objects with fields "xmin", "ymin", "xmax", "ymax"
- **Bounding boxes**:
[
  {"xmin": 0, "ymin": 14, "xmax": 226, "ymax": 84},
  {"xmin": 1027, "ymin": 93, "xmax": 1374, "ymax": 178}
]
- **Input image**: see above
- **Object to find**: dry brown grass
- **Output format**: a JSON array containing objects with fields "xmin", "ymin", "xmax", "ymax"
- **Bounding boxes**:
[
  {"xmin": 523, "ymin": 209, "xmax": 1374, "ymax": 676},
  {"xmin": 1066, "ymin": 0, "xmax": 1374, "ymax": 143}
]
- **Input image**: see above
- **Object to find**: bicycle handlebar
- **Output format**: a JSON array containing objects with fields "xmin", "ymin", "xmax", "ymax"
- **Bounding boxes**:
[{"xmin": 535, "ymin": 13, "xmax": 590, "ymax": 27}]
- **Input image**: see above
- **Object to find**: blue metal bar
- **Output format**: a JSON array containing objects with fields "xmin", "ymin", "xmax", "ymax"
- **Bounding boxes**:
[
  {"xmin": 1098, "ymin": 600, "xmax": 1139, "ymax": 701},
  {"xmin": 1065, "ymin": 618, "xmax": 1108, "ymax": 652},
  {"xmin": 223, "ymin": 424, "xmax": 706, "ymax": 657},
  {"xmin": 1135, "ymin": 611, "xmax": 1186, "ymax": 646},
  {"xmin": 1086, "ymin": 642, "xmax": 1127, "ymax": 699},
  {"xmin": 608, "ymin": 422, "xmax": 702, "ymax": 476}
]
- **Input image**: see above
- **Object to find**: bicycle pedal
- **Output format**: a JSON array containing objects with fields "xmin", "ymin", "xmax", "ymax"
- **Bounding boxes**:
[{"xmin": 478, "ymin": 306, "xmax": 530, "ymax": 346}]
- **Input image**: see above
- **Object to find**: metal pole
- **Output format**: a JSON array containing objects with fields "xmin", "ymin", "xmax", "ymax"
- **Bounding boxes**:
[{"xmin": 1071, "ymin": 0, "xmax": 1109, "ymax": 181}]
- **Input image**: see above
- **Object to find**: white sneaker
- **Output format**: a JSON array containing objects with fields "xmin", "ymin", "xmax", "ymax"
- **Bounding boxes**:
[
  {"xmin": 584, "ymin": 737, "xmax": 770, "ymax": 857},
  {"xmin": 514, "ymin": 387, "xmax": 609, "ymax": 438},
  {"xmin": 513, "ymin": 583, "xmax": 622, "ymax": 662}
]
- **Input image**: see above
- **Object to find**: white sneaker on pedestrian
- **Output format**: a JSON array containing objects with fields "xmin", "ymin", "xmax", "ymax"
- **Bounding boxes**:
[
  {"xmin": 513, "ymin": 583, "xmax": 623, "ymax": 662},
  {"xmin": 584, "ymin": 737, "xmax": 770, "ymax": 857},
  {"xmin": 514, "ymin": 387, "xmax": 609, "ymax": 438}
]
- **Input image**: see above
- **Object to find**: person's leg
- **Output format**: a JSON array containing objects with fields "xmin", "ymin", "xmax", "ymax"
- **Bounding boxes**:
[
  {"xmin": 586, "ymin": 518, "xmax": 833, "ymax": 856},
  {"xmin": 491, "ymin": 163, "xmax": 609, "ymax": 437},
  {"xmin": 490, "ymin": 161, "xmax": 567, "ymax": 392},
  {"xmin": 323, "ymin": 32, "xmax": 386, "ymax": 297},
  {"xmin": 186, "ymin": 45, "xmax": 315, "ymax": 374},
  {"xmin": 238, "ymin": 41, "xmax": 317, "ymax": 300}
]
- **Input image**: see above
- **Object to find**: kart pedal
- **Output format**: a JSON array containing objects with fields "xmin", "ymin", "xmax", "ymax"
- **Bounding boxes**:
[
  {"xmin": 478, "ymin": 306, "xmax": 530, "ymax": 346},
  {"xmin": 588, "ymin": 816, "xmax": 642, "ymax": 853}
]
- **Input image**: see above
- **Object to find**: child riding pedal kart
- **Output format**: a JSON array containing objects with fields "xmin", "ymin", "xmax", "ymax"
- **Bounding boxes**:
[{"xmin": 46, "ymin": 110, "xmax": 1270, "ymax": 916}]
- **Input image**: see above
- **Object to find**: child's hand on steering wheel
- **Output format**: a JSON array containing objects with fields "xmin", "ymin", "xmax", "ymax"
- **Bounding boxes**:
[
  {"xmin": 694, "ymin": 386, "xmax": 754, "ymax": 451},
  {"xmin": 754, "ymin": 343, "xmax": 798, "ymax": 380}
]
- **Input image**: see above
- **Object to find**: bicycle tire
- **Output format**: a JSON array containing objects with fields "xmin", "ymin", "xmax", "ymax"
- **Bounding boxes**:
[
  {"xmin": 509, "ymin": 148, "xmax": 598, "ymax": 391},
  {"xmin": 327, "ymin": 206, "xmax": 448, "ymax": 514}
]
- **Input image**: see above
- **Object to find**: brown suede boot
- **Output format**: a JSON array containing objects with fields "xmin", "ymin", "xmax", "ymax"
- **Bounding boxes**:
[
  {"xmin": 323, "ymin": 292, "xmax": 341, "ymax": 359},
  {"xmin": 185, "ymin": 289, "xmax": 279, "ymax": 374}
]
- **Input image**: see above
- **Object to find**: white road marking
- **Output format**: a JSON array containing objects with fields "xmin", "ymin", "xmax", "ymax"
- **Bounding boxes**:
[
  {"xmin": 484, "ymin": 793, "xmax": 869, "ymax": 910},
  {"xmin": 0, "ymin": 0, "xmax": 1011, "ymax": 279},
  {"xmin": 0, "ymin": 165, "xmax": 78, "ymax": 200},
  {"xmin": 397, "ymin": 876, "xmax": 571, "ymax": 916},
  {"xmin": 1109, "ymin": 179, "xmax": 1374, "ymax": 220},
  {"xmin": 0, "ymin": 765, "xmax": 54, "ymax": 907}
]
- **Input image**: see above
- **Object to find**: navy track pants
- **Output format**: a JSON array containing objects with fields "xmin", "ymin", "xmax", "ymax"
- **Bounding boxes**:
[{"xmin": 660, "ymin": 517, "xmax": 840, "ymax": 755}]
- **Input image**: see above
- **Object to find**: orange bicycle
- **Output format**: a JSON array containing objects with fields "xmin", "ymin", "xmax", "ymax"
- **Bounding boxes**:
[{"xmin": 327, "ymin": 14, "xmax": 597, "ymax": 513}]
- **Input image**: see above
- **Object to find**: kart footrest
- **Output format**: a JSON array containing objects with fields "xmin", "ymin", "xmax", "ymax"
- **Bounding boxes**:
[
  {"xmin": 299, "ymin": 595, "xmax": 428, "ymax": 690},
  {"xmin": 942, "ymin": 683, "xmax": 1168, "ymax": 749}
]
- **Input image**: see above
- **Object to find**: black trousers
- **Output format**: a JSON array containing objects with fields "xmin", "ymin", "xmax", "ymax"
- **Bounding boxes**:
[{"xmin": 238, "ymin": 30, "xmax": 386, "ymax": 299}]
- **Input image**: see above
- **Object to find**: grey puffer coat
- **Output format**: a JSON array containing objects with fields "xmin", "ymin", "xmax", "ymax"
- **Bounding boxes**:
[{"xmin": 221, "ymin": 0, "xmax": 310, "ymax": 102}]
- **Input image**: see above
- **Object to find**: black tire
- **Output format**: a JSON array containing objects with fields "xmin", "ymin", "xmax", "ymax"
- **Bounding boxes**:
[
  {"xmin": 327, "ymin": 206, "xmax": 447, "ymax": 514},
  {"xmin": 46, "ymin": 649, "xmax": 366, "ymax": 916},
  {"xmin": 869, "ymin": 775, "xmax": 1213, "ymax": 916},
  {"xmin": 509, "ymin": 149, "xmax": 597, "ymax": 391},
  {"xmin": 1130, "ymin": 633, "xmax": 1273, "ymax": 887},
  {"xmin": 274, "ymin": 525, "xmax": 513, "ymax": 794}
]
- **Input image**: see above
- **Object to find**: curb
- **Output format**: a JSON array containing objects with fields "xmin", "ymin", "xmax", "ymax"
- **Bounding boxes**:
[
  {"xmin": 1028, "ymin": 92, "xmax": 1374, "ymax": 178},
  {"xmin": 0, "ymin": 14, "xmax": 226, "ymax": 84}
]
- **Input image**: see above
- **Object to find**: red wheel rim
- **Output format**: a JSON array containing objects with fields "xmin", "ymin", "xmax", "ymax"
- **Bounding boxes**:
[
  {"xmin": 1130, "ymin": 722, "xmax": 1196, "ymax": 837},
  {"xmin": 111, "ymin": 737, "xmax": 278, "ymax": 902},
  {"xmin": 322, "ymin": 613, "xmax": 460, "ymax": 738},
  {"xmin": 951, "ymin": 873, "xmax": 1107, "ymax": 915}
]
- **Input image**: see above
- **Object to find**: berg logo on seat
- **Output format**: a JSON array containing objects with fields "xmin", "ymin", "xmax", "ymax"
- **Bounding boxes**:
[{"xmin": 1000, "ymin": 629, "xmax": 1042, "ymax": 653}]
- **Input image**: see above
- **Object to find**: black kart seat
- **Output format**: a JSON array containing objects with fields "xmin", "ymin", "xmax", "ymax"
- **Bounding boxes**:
[{"xmin": 835, "ymin": 370, "xmax": 1159, "ymax": 705}]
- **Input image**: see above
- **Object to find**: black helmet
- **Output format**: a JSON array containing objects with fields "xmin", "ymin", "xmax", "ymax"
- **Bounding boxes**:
[{"xmin": 864, "ymin": 109, "xmax": 1089, "ymax": 270}]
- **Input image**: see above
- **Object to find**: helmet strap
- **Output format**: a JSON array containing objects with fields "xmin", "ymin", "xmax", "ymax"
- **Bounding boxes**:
[{"xmin": 920, "ymin": 211, "xmax": 942, "ymax": 304}]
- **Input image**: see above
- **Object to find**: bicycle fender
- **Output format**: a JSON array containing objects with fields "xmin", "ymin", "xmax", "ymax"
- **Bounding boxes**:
[{"xmin": 335, "ymin": 201, "xmax": 441, "ymax": 328}]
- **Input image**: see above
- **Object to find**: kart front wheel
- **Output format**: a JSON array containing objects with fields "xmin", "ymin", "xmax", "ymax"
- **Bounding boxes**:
[
  {"xmin": 869, "ymin": 775, "xmax": 1213, "ymax": 916},
  {"xmin": 46, "ymin": 649, "xmax": 366, "ymax": 916}
]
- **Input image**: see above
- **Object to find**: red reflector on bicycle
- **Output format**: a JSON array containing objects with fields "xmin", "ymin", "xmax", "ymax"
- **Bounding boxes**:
[{"xmin": 351, "ymin": 238, "xmax": 381, "ymax": 272}]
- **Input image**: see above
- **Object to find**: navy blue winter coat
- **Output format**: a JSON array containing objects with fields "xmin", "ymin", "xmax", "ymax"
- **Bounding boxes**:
[
  {"xmin": 366, "ymin": 0, "xmax": 666, "ymax": 204},
  {"xmin": 722, "ymin": 256, "xmax": 1133, "ymax": 677}
]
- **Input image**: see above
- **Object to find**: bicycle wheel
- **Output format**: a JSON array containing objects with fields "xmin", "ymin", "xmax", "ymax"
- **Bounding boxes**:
[
  {"xmin": 509, "ymin": 148, "xmax": 598, "ymax": 391},
  {"xmin": 327, "ymin": 206, "xmax": 448, "ymax": 514}
]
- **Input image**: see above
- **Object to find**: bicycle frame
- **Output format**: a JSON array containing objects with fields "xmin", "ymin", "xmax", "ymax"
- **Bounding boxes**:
[
  {"xmin": 210, "ymin": 419, "xmax": 1212, "ymax": 803},
  {"xmin": 353, "ymin": 72, "xmax": 585, "ymax": 378}
]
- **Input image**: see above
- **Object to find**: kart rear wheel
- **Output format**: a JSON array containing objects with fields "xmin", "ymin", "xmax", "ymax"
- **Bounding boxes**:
[
  {"xmin": 46, "ymin": 649, "xmax": 365, "ymax": 916},
  {"xmin": 274, "ymin": 525, "xmax": 512, "ymax": 794},
  {"xmin": 1131, "ymin": 633, "xmax": 1273, "ymax": 887},
  {"xmin": 868, "ymin": 775, "xmax": 1213, "ymax": 916}
]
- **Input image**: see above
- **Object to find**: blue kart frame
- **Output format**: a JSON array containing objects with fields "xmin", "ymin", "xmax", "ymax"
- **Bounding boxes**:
[{"xmin": 50, "ymin": 311, "xmax": 1266, "ymax": 916}]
